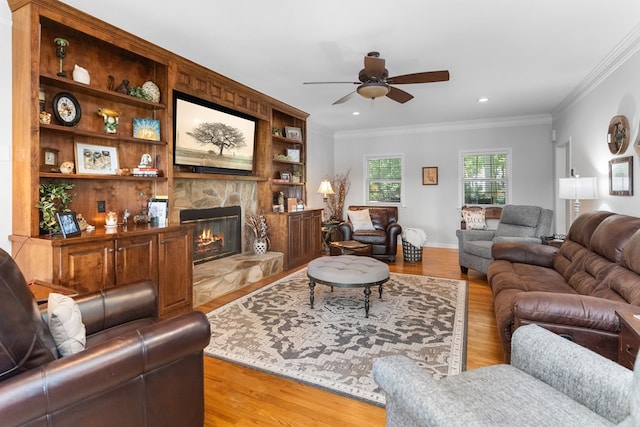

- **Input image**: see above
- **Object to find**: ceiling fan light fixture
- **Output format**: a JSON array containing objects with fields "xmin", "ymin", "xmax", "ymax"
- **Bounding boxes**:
[{"xmin": 357, "ymin": 83, "xmax": 390, "ymax": 100}]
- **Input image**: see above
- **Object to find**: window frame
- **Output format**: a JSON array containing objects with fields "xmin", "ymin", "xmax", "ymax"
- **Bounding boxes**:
[
  {"xmin": 364, "ymin": 154, "xmax": 405, "ymax": 206},
  {"xmin": 458, "ymin": 149, "xmax": 512, "ymax": 207}
]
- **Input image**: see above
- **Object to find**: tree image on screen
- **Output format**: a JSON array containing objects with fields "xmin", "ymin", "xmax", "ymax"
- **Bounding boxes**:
[{"xmin": 187, "ymin": 122, "xmax": 246, "ymax": 156}]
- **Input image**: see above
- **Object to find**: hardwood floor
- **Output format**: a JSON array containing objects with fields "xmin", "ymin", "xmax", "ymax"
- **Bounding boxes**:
[{"xmin": 195, "ymin": 247, "xmax": 504, "ymax": 426}]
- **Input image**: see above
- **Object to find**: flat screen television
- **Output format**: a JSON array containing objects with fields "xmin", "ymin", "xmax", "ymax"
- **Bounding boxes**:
[{"xmin": 173, "ymin": 90, "xmax": 257, "ymax": 175}]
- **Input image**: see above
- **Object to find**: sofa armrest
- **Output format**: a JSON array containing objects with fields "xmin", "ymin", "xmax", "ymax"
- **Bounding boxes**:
[
  {"xmin": 339, "ymin": 221, "xmax": 354, "ymax": 240},
  {"xmin": 513, "ymin": 292, "xmax": 640, "ymax": 332},
  {"xmin": 511, "ymin": 324, "xmax": 632, "ymax": 423},
  {"xmin": 455, "ymin": 229, "xmax": 496, "ymax": 244},
  {"xmin": 0, "ymin": 311, "xmax": 211, "ymax": 426},
  {"xmin": 491, "ymin": 242, "xmax": 558, "ymax": 268},
  {"xmin": 387, "ymin": 222, "xmax": 402, "ymax": 242},
  {"xmin": 493, "ymin": 236, "xmax": 542, "ymax": 244},
  {"xmin": 40, "ymin": 280, "xmax": 158, "ymax": 336}
]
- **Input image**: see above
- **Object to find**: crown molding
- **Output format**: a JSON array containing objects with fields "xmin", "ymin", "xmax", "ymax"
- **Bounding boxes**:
[
  {"xmin": 335, "ymin": 114, "xmax": 551, "ymax": 140},
  {"xmin": 552, "ymin": 22, "xmax": 640, "ymax": 120}
]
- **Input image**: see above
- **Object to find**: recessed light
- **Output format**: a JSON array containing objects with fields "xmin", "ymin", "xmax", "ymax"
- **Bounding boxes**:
[
  {"xmin": 352, "ymin": 111, "xmax": 360, "ymax": 116},
  {"xmin": 477, "ymin": 97, "xmax": 489, "ymax": 103}
]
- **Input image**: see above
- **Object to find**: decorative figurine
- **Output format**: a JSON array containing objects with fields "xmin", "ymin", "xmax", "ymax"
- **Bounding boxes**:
[
  {"xmin": 97, "ymin": 107, "xmax": 120, "ymax": 134},
  {"xmin": 115, "ymin": 79, "xmax": 130, "ymax": 94},
  {"xmin": 105, "ymin": 211, "xmax": 118, "ymax": 227},
  {"xmin": 54, "ymin": 37, "xmax": 69, "ymax": 77},
  {"xmin": 39, "ymin": 111, "xmax": 52, "ymax": 125},
  {"xmin": 139, "ymin": 153, "xmax": 153, "ymax": 168},
  {"xmin": 59, "ymin": 161, "xmax": 74, "ymax": 174}
]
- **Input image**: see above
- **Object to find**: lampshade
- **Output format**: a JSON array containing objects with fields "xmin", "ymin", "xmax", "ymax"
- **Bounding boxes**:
[
  {"xmin": 357, "ymin": 83, "xmax": 390, "ymax": 99},
  {"xmin": 558, "ymin": 177, "xmax": 598, "ymax": 200},
  {"xmin": 317, "ymin": 180, "xmax": 335, "ymax": 196}
]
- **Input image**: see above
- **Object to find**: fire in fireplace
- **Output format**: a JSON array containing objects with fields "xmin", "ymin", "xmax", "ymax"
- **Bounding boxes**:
[{"xmin": 180, "ymin": 206, "xmax": 242, "ymax": 264}]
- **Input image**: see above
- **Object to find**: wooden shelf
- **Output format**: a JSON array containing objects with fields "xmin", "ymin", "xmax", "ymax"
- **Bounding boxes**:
[
  {"xmin": 273, "ymin": 159, "xmax": 303, "ymax": 166},
  {"xmin": 40, "ymin": 73, "xmax": 167, "ymax": 110},
  {"xmin": 40, "ymin": 123, "xmax": 168, "ymax": 146},
  {"xmin": 272, "ymin": 135, "xmax": 304, "ymax": 145},
  {"xmin": 40, "ymin": 172, "xmax": 168, "ymax": 180}
]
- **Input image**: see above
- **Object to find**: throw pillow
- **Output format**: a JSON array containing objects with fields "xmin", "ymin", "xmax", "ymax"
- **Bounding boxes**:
[
  {"xmin": 47, "ymin": 293, "xmax": 86, "ymax": 357},
  {"xmin": 462, "ymin": 209, "xmax": 487, "ymax": 230},
  {"xmin": 348, "ymin": 209, "xmax": 375, "ymax": 231}
]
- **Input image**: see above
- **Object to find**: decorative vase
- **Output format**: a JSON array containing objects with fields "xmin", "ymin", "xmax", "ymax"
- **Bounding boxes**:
[{"xmin": 253, "ymin": 237, "xmax": 267, "ymax": 255}]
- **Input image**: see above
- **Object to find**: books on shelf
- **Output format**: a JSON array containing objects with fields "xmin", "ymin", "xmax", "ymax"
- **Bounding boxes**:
[{"xmin": 132, "ymin": 167, "xmax": 159, "ymax": 177}]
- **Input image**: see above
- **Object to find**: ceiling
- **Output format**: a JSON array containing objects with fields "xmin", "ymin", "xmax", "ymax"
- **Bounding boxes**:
[{"xmin": 61, "ymin": 1, "xmax": 640, "ymax": 133}]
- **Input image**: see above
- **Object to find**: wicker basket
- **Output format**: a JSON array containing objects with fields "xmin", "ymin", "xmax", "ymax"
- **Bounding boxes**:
[{"xmin": 402, "ymin": 239, "xmax": 423, "ymax": 263}]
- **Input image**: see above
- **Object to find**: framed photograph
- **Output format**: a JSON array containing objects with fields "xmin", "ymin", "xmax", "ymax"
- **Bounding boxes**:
[
  {"xmin": 280, "ymin": 171, "xmax": 291, "ymax": 181},
  {"xmin": 40, "ymin": 147, "xmax": 59, "ymax": 172},
  {"xmin": 287, "ymin": 148, "xmax": 300, "ymax": 163},
  {"xmin": 75, "ymin": 142, "xmax": 119, "ymax": 175},
  {"xmin": 133, "ymin": 118, "xmax": 161, "ymax": 141},
  {"xmin": 56, "ymin": 212, "xmax": 81, "ymax": 238},
  {"xmin": 422, "ymin": 167, "xmax": 438, "ymax": 185},
  {"xmin": 148, "ymin": 198, "xmax": 168, "ymax": 226},
  {"xmin": 284, "ymin": 126, "xmax": 302, "ymax": 141},
  {"xmin": 609, "ymin": 156, "xmax": 633, "ymax": 196}
]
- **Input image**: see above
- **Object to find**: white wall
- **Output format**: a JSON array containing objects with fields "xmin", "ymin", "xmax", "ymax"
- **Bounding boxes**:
[
  {"xmin": 1, "ymin": 3, "xmax": 11, "ymax": 253},
  {"xmin": 305, "ymin": 119, "xmax": 335, "ymax": 213},
  {"xmin": 333, "ymin": 117, "xmax": 554, "ymax": 248},
  {"xmin": 552, "ymin": 36, "xmax": 640, "ymax": 221}
]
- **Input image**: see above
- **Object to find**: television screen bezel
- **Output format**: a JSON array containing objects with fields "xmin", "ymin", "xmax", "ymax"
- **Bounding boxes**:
[{"xmin": 173, "ymin": 90, "xmax": 257, "ymax": 175}]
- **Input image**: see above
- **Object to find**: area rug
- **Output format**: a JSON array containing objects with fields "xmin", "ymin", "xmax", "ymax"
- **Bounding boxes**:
[{"xmin": 204, "ymin": 268, "xmax": 468, "ymax": 406}]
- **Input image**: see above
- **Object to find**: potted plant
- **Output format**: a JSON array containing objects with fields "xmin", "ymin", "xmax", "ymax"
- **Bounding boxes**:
[
  {"xmin": 291, "ymin": 170, "xmax": 302, "ymax": 183},
  {"xmin": 36, "ymin": 182, "xmax": 75, "ymax": 235},
  {"xmin": 245, "ymin": 213, "xmax": 269, "ymax": 255}
]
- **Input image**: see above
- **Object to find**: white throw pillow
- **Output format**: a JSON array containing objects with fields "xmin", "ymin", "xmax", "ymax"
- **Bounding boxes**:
[
  {"xmin": 348, "ymin": 209, "xmax": 375, "ymax": 231},
  {"xmin": 462, "ymin": 209, "xmax": 487, "ymax": 230},
  {"xmin": 47, "ymin": 293, "xmax": 86, "ymax": 356}
]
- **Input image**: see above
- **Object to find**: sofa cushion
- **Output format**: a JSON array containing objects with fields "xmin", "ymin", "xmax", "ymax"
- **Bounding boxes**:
[
  {"xmin": 348, "ymin": 209, "xmax": 375, "ymax": 231},
  {"xmin": 622, "ymin": 230, "xmax": 640, "ymax": 275},
  {"xmin": 590, "ymin": 215, "xmax": 640, "ymax": 263},
  {"xmin": 0, "ymin": 249, "xmax": 58, "ymax": 381},
  {"xmin": 499, "ymin": 205, "xmax": 542, "ymax": 228},
  {"xmin": 47, "ymin": 293, "xmax": 86, "ymax": 356}
]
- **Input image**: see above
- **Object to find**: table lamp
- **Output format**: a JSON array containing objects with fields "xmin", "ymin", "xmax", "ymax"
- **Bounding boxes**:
[
  {"xmin": 317, "ymin": 179, "xmax": 335, "ymax": 201},
  {"xmin": 559, "ymin": 176, "xmax": 598, "ymax": 220}
]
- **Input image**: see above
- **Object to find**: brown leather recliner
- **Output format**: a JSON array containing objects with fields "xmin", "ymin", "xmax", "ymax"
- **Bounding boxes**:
[
  {"xmin": 0, "ymin": 247, "xmax": 211, "ymax": 426},
  {"xmin": 339, "ymin": 205, "xmax": 402, "ymax": 261}
]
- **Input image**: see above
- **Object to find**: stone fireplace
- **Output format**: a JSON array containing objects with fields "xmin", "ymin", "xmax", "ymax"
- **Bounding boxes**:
[{"xmin": 179, "ymin": 206, "xmax": 241, "ymax": 265}]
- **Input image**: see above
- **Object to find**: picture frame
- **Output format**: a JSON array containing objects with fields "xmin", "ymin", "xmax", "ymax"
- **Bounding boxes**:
[
  {"xmin": 284, "ymin": 126, "xmax": 302, "ymax": 141},
  {"xmin": 280, "ymin": 171, "xmax": 291, "ymax": 181},
  {"xmin": 75, "ymin": 142, "xmax": 119, "ymax": 175},
  {"xmin": 132, "ymin": 117, "xmax": 161, "ymax": 141},
  {"xmin": 40, "ymin": 146, "xmax": 59, "ymax": 172},
  {"xmin": 148, "ymin": 198, "xmax": 169, "ymax": 226},
  {"xmin": 286, "ymin": 148, "xmax": 300, "ymax": 163},
  {"xmin": 609, "ymin": 156, "xmax": 633, "ymax": 196},
  {"xmin": 56, "ymin": 211, "xmax": 81, "ymax": 238},
  {"xmin": 422, "ymin": 166, "xmax": 438, "ymax": 185}
]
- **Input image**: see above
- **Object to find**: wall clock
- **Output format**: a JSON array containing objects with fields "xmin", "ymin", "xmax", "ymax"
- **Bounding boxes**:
[
  {"xmin": 607, "ymin": 115, "xmax": 629, "ymax": 155},
  {"xmin": 52, "ymin": 92, "xmax": 82, "ymax": 126}
]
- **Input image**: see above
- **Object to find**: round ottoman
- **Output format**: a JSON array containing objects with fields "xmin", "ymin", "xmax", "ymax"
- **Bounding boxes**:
[{"xmin": 307, "ymin": 255, "xmax": 390, "ymax": 318}]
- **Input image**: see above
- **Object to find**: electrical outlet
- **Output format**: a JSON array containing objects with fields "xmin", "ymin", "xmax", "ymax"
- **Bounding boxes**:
[{"xmin": 97, "ymin": 200, "xmax": 106, "ymax": 212}]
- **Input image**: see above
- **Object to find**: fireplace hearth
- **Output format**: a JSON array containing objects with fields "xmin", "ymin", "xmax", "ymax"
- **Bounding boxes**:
[{"xmin": 180, "ymin": 206, "xmax": 242, "ymax": 264}]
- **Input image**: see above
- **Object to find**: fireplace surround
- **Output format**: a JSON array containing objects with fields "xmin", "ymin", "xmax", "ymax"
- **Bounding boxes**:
[{"xmin": 180, "ymin": 206, "xmax": 242, "ymax": 264}]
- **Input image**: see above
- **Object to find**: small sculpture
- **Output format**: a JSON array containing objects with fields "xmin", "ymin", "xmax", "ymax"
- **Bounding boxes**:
[
  {"xmin": 54, "ymin": 37, "xmax": 68, "ymax": 77},
  {"xmin": 59, "ymin": 161, "xmax": 74, "ymax": 174},
  {"xmin": 97, "ymin": 107, "xmax": 120, "ymax": 134},
  {"xmin": 115, "ymin": 79, "xmax": 129, "ymax": 94},
  {"xmin": 72, "ymin": 64, "xmax": 90, "ymax": 84},
  {"xmin": 139, "ymin": 153, "xmax": 153, "ymax": 168},
  {"xmin": 105, "ymin": 211, "xmax": 118, "ymax": 227},
  {"xmin": 39, "ymin": 111, "xmax": 52, "ymax": 125}
]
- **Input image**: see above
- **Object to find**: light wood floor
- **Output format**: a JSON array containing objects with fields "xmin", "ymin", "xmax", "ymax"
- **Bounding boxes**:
[{"xmin": 195, "ymin": 247, "xmax": 504, "ymax": 426}]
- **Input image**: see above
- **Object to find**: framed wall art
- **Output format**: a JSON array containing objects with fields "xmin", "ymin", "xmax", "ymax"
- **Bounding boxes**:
[
  {"xmin": 286, "ymin": 148, "xmax": 300, "ymax": 163},
  {"xmin": 609, "ymin": 156, "xmax": 633, "ymax": 196},
  {"xmin": 422, "ymin": 167, "xmax": 438, "ymax": 185},
  {"xmin": 75, "ymin": 142, "xmax": 119, "ymax": 175},
  {"xmin": 284, "ymin": 126, "xmax": 302, "ymax": 141}
]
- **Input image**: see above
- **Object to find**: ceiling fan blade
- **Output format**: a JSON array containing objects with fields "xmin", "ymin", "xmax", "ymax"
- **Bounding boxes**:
[
  {"xmin": 387, "ymin": 70, "xmax": 450, "ymax": 85},
  {"xmin": 303, "ymin": 81, "xmax": 359, "ymax": 85},
  {"xmin": 332, "ymin": 90, "xmax": 357, "ymax": 105},
  {"xmin": 386, "ymin": 86, "xmax": 414, "ymax": 104},
  {"xmin": 364, "ymin": 55, "xmax": 386, "ymax": 80}
]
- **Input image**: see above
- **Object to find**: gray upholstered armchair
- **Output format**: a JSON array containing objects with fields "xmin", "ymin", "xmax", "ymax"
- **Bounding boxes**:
[
  {"xmin": 373, "ymin": 324, "xmax": 636, "ymax": 427},
  {"xmin": 455, "ymin": 204, "xmax": 553, "ymax": 274}
]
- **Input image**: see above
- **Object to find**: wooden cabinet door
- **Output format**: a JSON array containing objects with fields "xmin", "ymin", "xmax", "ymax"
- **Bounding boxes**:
[
  {"xmin": 115, "ymin": 234, "xmax": 158, "ymax": 286},
  {"xmin": 302, "ymin": 210, "xmax": 322, "ymax": 262},
  {"xmin": 55, "ymin": 241, "xmax": 115, "ymax": 293},
  {"xmin": 287, "ymin": 214, "xmax": 303, "ymax": 269},
  {"xmin": 157, "ymin": 229, "xmax": 193, "ymax": 317}
]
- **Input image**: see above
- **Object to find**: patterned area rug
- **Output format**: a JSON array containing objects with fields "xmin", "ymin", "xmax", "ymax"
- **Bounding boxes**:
[{"xmin": 205, "ymin": 268, "xmax": 468, "ymax": 406}]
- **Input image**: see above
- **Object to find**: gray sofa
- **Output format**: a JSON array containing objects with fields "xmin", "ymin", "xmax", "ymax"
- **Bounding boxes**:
[
  {"xmin": 373, "ymin": 324, "xmax": 635, "ymax": 427},
  {"xmin": 456, "ymin": 204, "xmax": 553, "ymax": 274}
]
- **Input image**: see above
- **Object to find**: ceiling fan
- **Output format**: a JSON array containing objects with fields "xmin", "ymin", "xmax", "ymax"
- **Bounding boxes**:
[{"xmin": 303, "ymin": 51, "xmax": 450, "ymax": 105}]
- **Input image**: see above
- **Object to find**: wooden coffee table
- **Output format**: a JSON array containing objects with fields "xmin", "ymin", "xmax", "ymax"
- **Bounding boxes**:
[{"xmin": 329, "ymin": 240, "xmax": 372, "ymax": 256}]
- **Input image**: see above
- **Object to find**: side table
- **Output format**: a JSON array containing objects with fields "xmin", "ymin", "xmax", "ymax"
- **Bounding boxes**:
[
  {"xmin": 329, "ymin": 240, "xmax": 372, "ymax": 256},
  {"xmin": 28, "ymin": 279, "xmax": 77, "ymax": 304},
  {"xmin": 321, "ymin": 221, "xmax": 341, "ymax": 254},
  {"xmin": 617, "ymin": 310, "xmax": 640, "ymax": 369}
]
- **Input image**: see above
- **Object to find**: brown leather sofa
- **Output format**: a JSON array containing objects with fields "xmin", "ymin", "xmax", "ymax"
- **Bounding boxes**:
[
  {"xmin": 339, "ymin": 205, "xmax": 402, "ymax": 261},
  {"xmin": 0, "ymin": 247, "xmax": 211, "ymax": 426},
  {"xmin": 487, "ymin": 211, "xmax": 640, "ymax": 363}
]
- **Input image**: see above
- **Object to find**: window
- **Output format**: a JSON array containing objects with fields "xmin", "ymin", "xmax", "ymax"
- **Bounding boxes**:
[
  {"xmin": 460, "ymin": 150, "xmax": 510, "ymax": 205},
  {"xmin": 366, "ymin": 155, "xmax": 404, "ymax": 204}
]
